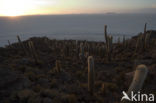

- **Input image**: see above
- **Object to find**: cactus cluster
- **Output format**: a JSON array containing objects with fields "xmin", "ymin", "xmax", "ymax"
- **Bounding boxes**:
[{"xmin": 136, "ymin": 23, "xmax": 151, "ymax": 51}]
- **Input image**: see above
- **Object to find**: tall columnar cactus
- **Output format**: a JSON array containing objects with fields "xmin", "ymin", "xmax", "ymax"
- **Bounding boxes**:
[
  {"xmin": 88, "ymin": 56, "xmax": 95, "ymax": 95},
  {"xmin": 144, "ymin": 23, "xmax": 147, "ymax": 34},
  {"xmin": 104, "ymin": 25, "xmax": 108, "ymax": 50},
  {"xmin": 55, "ymin": 60, "xmax": 61, "ymax": 73},
  {"xmin": 118, "ymin": 37, "xmax": 120, "ymax": 44},
  {"xmin": 123, "ymin": 35, "xmax": 126, "ymax": 47},
  {"xmin": 135, "ymin": 33, "xmax": 144, "ymax": 52},
  {"xmin": 145, "ymin": 32, "xmax": 151, "ymax": 48},
  {"xmin": 17, "ymin": 35, "xmax": 27, "ymax": 55},
  {"xmin": 127, "ymin": 64, "xmax": 148, "ymax": 96},
  {"xmin": 79, "ymin": 43, "xmax": 84, "ymax": 58},
  {"xmin": 108, "ymin": 35, "xmax": 113, "ymax": 51},
  {"xmin": 142, "ymin": 23, "xmax": 147, "ymax": 49},
  {"xmin": 104, "ymin": 25, "xmax": 113, "ymax": 61},
  {"xmin": 8, "ymin": 40, "xmax": 11, "ymax": 47},
  {"xmin": 28, "ymin": 41, "xmax": 39, "ymax": 64}
]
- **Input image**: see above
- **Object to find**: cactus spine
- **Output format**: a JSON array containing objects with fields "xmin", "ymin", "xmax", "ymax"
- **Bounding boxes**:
[
  {"xmin": 127, "ymin": 64, "xmax": 148, "ymax": 96},
  {"xmin": 88, "ymin": 56, "xmax": 95, "ymax": 95}
]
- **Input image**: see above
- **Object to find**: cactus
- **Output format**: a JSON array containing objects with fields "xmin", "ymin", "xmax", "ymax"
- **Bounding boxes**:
[
  {"xmin": 123, "ymin": 35, "xmax": 126, "ymax": 47},
  {"xmin": 88, "ymin": 56, "xmax": 95, "ymax": 95},
  {"xmin": 79, "ymin": 43, "xmax": 85, "ymax": 59},
  {"xmin": 118, "ymin": 37, "xmax": 120, "ymax": 44},
  {"xmin": 106, "ymin": 35, "xmax": 113, "ymax": 61},
  {"xmin": 144, "ymin": 23, "xmax": 147, "ymax": 34},
  {"xmin": 28, "ymin": 41, "xmax": 39, "ymax": 64},
  {"xmin": 55, "ymin": 60, "xmax": 61, "ymax": 73},
  {"xmin": 104, "ymin": 25, "xmax": 113, "ymax": 61},
  {"xmin": 145, "ymin": 32, "xmax": 151, "ymax": 48},
  {"xmin": 17, "ymin": 35, "xmax": 27, "ymax": 55},
  {"xmin": 135, "ymin": 34, "xmax": 144, "ymax": 52},
  {"xmin": 127, "ymin": 64, "xmax": 148, "ymax": 96},
  {"xmin": 104, "ymin": 25, "xmax": 109, "ymax": 51},
  {"xmin": 8, "ymin": 40, "xmax": 11, "ymax": 47},
  {"xmin": 104, "ymin": 25, "xmax": 108, "ymax": 47},
  {"xmin": 108, "ymin": 35, "xmax": 113, "ymax": 52}
]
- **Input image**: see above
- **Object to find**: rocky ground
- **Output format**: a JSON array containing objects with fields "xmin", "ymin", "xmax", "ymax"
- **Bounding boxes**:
[{"xmin": 0, "ymin": 31, "xmax": 156, "ymax": 103}]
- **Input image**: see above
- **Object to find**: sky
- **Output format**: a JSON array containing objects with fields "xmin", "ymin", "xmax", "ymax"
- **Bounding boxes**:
[{"xmin": 0, "ymin": 0, "xmax": 156, "ymax": 16}]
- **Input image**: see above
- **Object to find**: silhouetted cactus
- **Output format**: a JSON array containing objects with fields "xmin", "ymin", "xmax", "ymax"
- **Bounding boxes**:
[
  {"xmin": 55, "ymin": 60, "xmax": 61, "ymax": 73},
  {"xmin": 104, "ymin": 25, "xmax": 108, "ymax": 47},
  {"xmin": 79, "ymin": 43, "xmax": 85, "ymax": 59},
  {"xmin": 123, "ymin": 35, "xmax": 126, "ymax": 47},
  {"xmin": 145, "ymin": 32, "xmax": 151, "ymax": 48},
  {"xmin": 144, "ymin": 23, "xmax": 147, "ymax": 34},
  {"xmin": 118, "ymin": 37, "xmax": 120, "ymax": 44},
  {"xmin": 135, "ymin": 33, "xmax": 144, "ymax": 52},
  {"xmin": 127, "ymin": 64, "xmax": 148, "ymax": 96},
  {"xmin": 88, "ymin": 56, "xmax": 95, "ymax": 95},
  {"xmin": 8, "ymin": 40, "xmax": 11, "ymax": 47},
  {"xmin": 17, "ymin": 35, "xmax": 27, "ymax": 55},
  {"xmin": 28, "ymin": 41, "xmax": 39, "ymax": 64},
  {"xmin": 104, "ymin": 25, "xmax": 113, "ymax": 61}
]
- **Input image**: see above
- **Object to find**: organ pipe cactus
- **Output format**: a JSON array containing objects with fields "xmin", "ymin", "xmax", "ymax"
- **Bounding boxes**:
[
  {"xmin": 88, "ymin": 56, "xmax": 95, "ymax": 95},
  {"xmin": 127, "ymin": 64, "xmax": 148, "ymax": 96}
]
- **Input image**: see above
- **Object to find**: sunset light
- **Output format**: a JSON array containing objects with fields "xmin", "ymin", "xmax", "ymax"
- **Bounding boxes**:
[
  {"xmin": 0, "ymin": 0, "xmax": 58, "ymax": 16},
  {"xmin": 0, "ymin": 0, "xmax": 156, "ymax": 16}
]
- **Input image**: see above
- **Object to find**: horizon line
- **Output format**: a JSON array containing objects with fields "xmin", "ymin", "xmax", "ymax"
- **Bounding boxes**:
[{"xmin": 1, "ymin": 12, "xmax": 156, "ymax": 17}]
